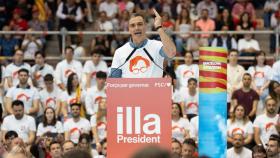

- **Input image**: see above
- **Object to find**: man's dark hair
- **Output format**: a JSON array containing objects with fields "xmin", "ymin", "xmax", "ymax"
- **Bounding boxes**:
[
  {"xmin": 188, "ymin": 78, "xmax": 197, "ymax": 84},
  {"xmin": 183, "ymin": 138, "xmax": 197, "ymax": 148},
  {"xmin": 65, "ymin": 46, "xmax": 74, "ymax": 52},
  {"xmin": 44, "ymin": 74, "xmax": 54, "ymax": 82},
  {"xmin": 49, "ymin": 140, "xmax": 61, "ymax": 150},
  {"xmin": 11, "ymin": 100, "xmax": 24, "ymax": 108},
  {"xmin": 269, "ymin": 134, "xmax": 280, "ymax": 147},
  {"xmin": 35, "ymin": 51, "xmax": 46, "ymax": 58},
  {"xmin": 63, "ymin": 149, "xmax": 91, "ymax": 158},
  {"xmin": 243, "ymin": 72, "xmax": 252, "ymax": 79},
  {"xmin": 172, "ymin": 138, "xmax": 182, "ymax": 148},
  {"xmin": 4, "ymin": 131, "xmax": 18, "ymax": 140},
  {"xmin": 90, "ymin": 48, "xmax": 103, "ymax": 56},
  {"xmin": 70, "ymin": 103, "xmax": 81, "ymax": 109},
  {"xmin": 129, "ymin": 12, "xmax": 146, "ymax": 21},
  {"xmin": 18, "ymin": 68, "xmax": 29, "ymax": 75},
  {"xmin": 131, "ymin": 145, "xmax": 171, "ymax": 158},
  {"xmin": 96, "ymin": 71, "xmax": 107, "ymax": 79},
  {"xmin": 228, "ymin": 49, "xmax": 239, "ymax": 55}
]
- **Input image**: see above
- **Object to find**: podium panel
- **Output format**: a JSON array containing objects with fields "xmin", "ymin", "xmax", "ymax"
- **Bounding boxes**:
[{"xmin": 106, "ymin": 78, "xmax": 172, "ymax": 158}]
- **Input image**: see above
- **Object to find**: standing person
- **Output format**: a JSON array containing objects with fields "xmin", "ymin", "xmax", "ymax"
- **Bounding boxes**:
[
  {"xmin": 31, "ymin": 51, "xmax": 54, "ymax": 90},
  {"xmin": 56, "ymin": 0, "xmax": 83, "ymax": 50},
  {"xmin": 175, "ymin": 51, "xmax": 199, "ymax": 88},
  {"xmin": 227, "ymin": 105, "xmax": 253, "ymax": 148},
  {"xmin": 1, "ymin": 100, "xmax": 36, "ymax": 146},
  {"xmin": 253, "ymin": 98, "xmax": 280, "ymax": 146},
  {"xmin": 83, "ymin": 50, "xmax": 108, "ymax": 89},
  {"xmin": 5, "ymin": 68, "xmax": 39, "ymax": 115},
  {"xmin": 226, "ymin": 133, "xmax": 252, "ymax": 158},
  {"xmin": 63, "ymin": 103, "xmax": 91, "ymax": 144},
  {"xmin": 247, "ymin": 51, "xmax": 273, "ymax": 115},
  {"xmin": 4, "ymin": 49, "xmax": 31, "ymax": 88},
  {"xmin": 110, "ymin": 9, "xmax": 176, "ymax": 78},
  {"xmin": 266, "ymin": 135, "xmax": 280, "ymax": 158},
  {"xmin": 230, "ymin": 73, "xmax": 259, "ymax": 120},
  {"xmin": 179, "ymin": 78, "xmax": 198, "ymax": 120},
  {"xmin": 55, "ymin": 46, "xmax": 83, "ymax": 91}
]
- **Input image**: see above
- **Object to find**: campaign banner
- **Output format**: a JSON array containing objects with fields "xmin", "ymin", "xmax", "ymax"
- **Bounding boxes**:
[
  {"xmin": 199, "ymin": 47, "xmax": 227, "ymax": 158},
  {"xmin": 106, "ymin": 78, "xmax": 172, "ymax": 158}
]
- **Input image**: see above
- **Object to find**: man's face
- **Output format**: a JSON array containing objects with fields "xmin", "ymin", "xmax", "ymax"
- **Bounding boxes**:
[
  {"xmin": 171, "ymin": 142, "xmax": 182, "ymax": 155},
  {"xmin": 35, "ymin": 54, "xmax": 44, "ymax": 65},
  {"xmin": 79, "ymin": 138, "xmax": 89, "ymax": 149},
  {"xmin": 63, "ymin": 142, "xmax": 75, "ymax": 153},
  {"xmin": 50, "ymin": 143, "xmax": 62, "ymax": 158},
  {"xmin": 229, "ymin": 51, "xmax": 238, "ymax": 64},
  {"xmin": 182, "ymin": 144, "xmax": 195, "ymax": 158},
  {"xmin": 65, "ymin": 48, "xmax": 73, "ymax": 61},
  {"xmin": 92, "ymin": 53, "xmax": 101, "ymax": 65},
  {"xmin": 266, "ymin": 99, "xmax": 277, "ymax": 115},
  {"xmin": 96, "ymin": 78, "xmax": 106, "ymax": 89},
  {"xmin": 184, "ymin": 53, "xmax": 193, "ymax": 65},
  {"xmin": 233, "ymin": 134, "xmax": 243, "ymax": 149},
  {"xmin": 242, "ymin": 75, "xmax": 251, "ymax": 88},
  {"xmin": 45, "ymin": 80, "xmax": 54, "ymax": 90},
  {"xmin": 128, "ymin": 16, "xmax": 146, "ymax": 42},
  {"xmin": 201, "ymin": 10, "xmax": 208, "ymax": 19},
  {"xmin": 266, "ymin": 140, "xmax": 280, "ymax": 157},
  {"xmin": 188, "ymin": 80, "xmax": 197, "ymax": 91},
  {"xmin": 18, "ymin": 71, "xmax": 29, "ymax": 85},
  {"xmin": 14, "ymin": 50, "xmax": 24, "ymax": 63},
  {"xmin": 13, "ymin": 105, "xmax": 24, "ymax": 120},
  {"xmin": 71, "ymin": 106, "xmax": 80, "ymax": 118}
]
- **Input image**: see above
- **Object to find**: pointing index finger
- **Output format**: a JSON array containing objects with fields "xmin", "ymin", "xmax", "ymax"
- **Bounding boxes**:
[{"xmin": 153, "ymin": 8, "xmax": 160, "ymax": 17}]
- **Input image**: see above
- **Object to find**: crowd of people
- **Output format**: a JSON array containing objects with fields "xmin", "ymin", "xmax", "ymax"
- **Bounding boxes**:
[{"xmin": 0, "ymin": 0, "xmax": 280, "ymax": 158}]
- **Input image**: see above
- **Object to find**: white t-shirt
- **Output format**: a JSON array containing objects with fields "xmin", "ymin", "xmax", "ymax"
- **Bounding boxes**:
[
  {"xmin": 99, "ymin": 2, "xmax": 118, "ymax": 18},
  {"xmin": 1, "ymin": 115, "xmax": 36, "ymax": 142},
  {"xmin": 37, "ymin": 121, "xmax": 64, "ymax": 136},
  {"xmin": 226, "ymin": 147, "xmax": 252, "ymax": 158},
  {"xmin": 6, "ymin": 86, "xmax": 40, "ymax": 113},
  {"xmin": 31, "ymin": 64, "xmax": 54, "ymax": 89},
  {"xmin": 175, "ymin": 64, "xmax": 199, "ymax": 88},
  {"xmin": 55, "ymin": 60, "xmax": 83, "ymax": 86},
  {"xmin": 4, "ymin": 63, "xmax": 31, "ymax": 86},
  {"xmin": 253, "ymin": 114, "xmax": 280, "ymax": 146},
  {"xmin": 172, "ymin": 88, "xmax": 181, "ymax": 103},
  {"xmin": 172, "ymin": 118, "xmax": 191, "ymax": 143},
  {"xmin": 39, "ymin": 87, "xmax": 62, "ymax": 115},
  {"xmin": 272, "ymin": 60, "xmax": 280, "ymax": 83},
  {"xmin": 83, "ymin": 60, "xmax": 108, "ymax": 88},
  {"xmin": 190, "ymin": 116, "xmax": 198, "ymax": 140},
  {"xmin": 64, "ymin": 118, "xmax": 91, "ymax": 144},
  {"xmin": 238, "ymin": 39, "xmax": 260, "ymax": 52},
  {"xmin": 227, "ymin": 64, "xmax": 245, "ymax": 102},
  {"xmin": 60, "ymin": 90, "xmax": 85, "ymax": 112},
  {"xmin": 111, "ymin": 39, "xmax": 165, "ymax": 78},
  {"xmin": 227, "ymin": 119, "xmax": 253, "ymax": 138},
  {"xmin": 85, "ymin": 86, "xmax": 106, "ymax": 115},
  {"xmin": 90, "ymin": 114, "xmax": 107, "ymax": 141},
  {"xmin": 179, "ymin": 88, "xmax": 198, "ymax": 115},
  {"xmin": 22, "ymin": 39, "xmax": 42, "ymax": 58},
  {"xmin": 247, "ymin": 65, "xmax": 272, "ymax": 88}
]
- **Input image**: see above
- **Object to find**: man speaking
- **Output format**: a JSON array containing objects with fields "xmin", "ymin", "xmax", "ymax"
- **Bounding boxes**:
[{"xmin": 110, "ymin": 9, "xmax": 176, "ymax": 78}]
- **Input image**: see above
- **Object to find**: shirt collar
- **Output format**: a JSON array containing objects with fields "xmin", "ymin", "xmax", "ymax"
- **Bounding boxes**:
[
  {"xmin": 129, "ymin": 38, "xmax": 148, "ymax": 49},
  {"xmin": 16, "ymin": 84, "xmax": 31, "ymax": 89}
]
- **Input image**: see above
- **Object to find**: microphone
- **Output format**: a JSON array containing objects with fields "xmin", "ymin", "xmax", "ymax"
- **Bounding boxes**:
[
  {"xmin": 110, "ymin": 48, "xmax": 137, "ymax": 77},
  {"xmin": 143, "ymin": 48, "xmax": 171, "ymax": 77}
]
